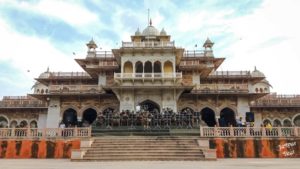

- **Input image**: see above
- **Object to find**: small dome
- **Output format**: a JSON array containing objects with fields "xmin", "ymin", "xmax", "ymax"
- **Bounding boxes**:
[
  {"xmin": 160, "ymin": 28, "xmax": 167, "ymax": 35},
  {"xmin": 251, "ymin": 67, "xmax": 265, "ymax": 77},
  {"xmin": 203, "ymin": 38, "xmax": 214, "ymax": 48},
  {"xmin": 142, "ymin": 25, "xmax": 159, "ymax": 36},
  {"xmin": 135, "ymin": 28, "xmax": 141, "ymax": 36}
]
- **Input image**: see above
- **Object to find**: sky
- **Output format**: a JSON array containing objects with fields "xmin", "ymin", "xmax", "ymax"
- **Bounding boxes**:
[{"xmin": 0, "ymin": 0, "xmax": 299, "ymax": 99}]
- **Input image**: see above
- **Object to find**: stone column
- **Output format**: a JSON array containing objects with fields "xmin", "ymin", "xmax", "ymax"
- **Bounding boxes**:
[{"xmin": 46, "ymin": 97, "xmax": 61, "ymax": 128}]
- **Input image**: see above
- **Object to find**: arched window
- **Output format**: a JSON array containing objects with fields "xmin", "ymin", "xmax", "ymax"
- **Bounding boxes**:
[
  {"xmin": 154, "ymin": 61, "xmax": 161, "ymax": 73},
  {"xmin": 144, "ymin": 61, "xmax": 152, "ymax": 73},
  {"xmin": 293, "ymin": 115, "xmax": 300, "ymax": 127},
  {"xmin": 273, "ymin": 119, "xmax": 282, "ymax": 127},
  {"xmin": 124, "ymin": 61, "xmax": 133, "ymax": 73},
  {"xmin": 30, "ymin": 120, "xmax": 38, "ymax": 128},
  {"xmin": 10, "ymin": 120, "xmax": 18, "ymax": 128},
  {"xmin": 263, "ymin": 119, "xmax": 271, "ymax": 126},
  {"xmin": 0, "ymin": 116, "xmax": 8, "ymax": 128},
  {"xmin": 135, "ymin": 61, "xmax": 143, "ymax": 73},
  {"xmin": 163, "ymin": 61, "xmax": 173, "ymax": 73},
  {"xmin": 283, "ymin": 119, "xmax": 292, "ymax": 127},
  {"xmin": 20, "ymin": 120, "xmax": 28, "ymax": 128}
]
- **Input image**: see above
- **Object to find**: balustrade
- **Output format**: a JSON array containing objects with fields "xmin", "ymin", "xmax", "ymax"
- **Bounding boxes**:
[
  {"xmin": 114, "ymin": 72, "xmax": 182, "ymax": 79},
  {"xmin": 0, "ymin": 127, "xmax": 91, "ymax": 139},
  {"xmin": 200, "ymin": 127, "xmax": 300, "ymax": 137}
]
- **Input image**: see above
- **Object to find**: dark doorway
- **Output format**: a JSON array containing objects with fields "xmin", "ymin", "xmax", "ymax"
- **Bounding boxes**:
[
  {"xmin": 201, "ymin": 107, "xmax": 217, "ymax": 127},
  {"xmin": 144, "ymin": 61, "xmax": 152, "ymax": 73},
  {"xmin": 82, "ymin": 108, "xmax": 97, "ymax": 124},
  {"xmin": 63, "ymin": 108, "xmax": 78, "ymax": 127},
  {"xmin": 154, "ymin": 61, "xmax": 161, "ymax": 73},
  {"xmin": 139, "ymin": 100, "xmax": 160, "ymax": 113},
  {"xmin": 135, "ymin": 61, "xmax": 143, "ymax": 73},
  {"xmin": 220, "ymin": 108, "xmax": 237, "ymax": 127}
]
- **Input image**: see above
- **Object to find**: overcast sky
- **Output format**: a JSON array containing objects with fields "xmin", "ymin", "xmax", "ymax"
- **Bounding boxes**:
[{"xmin": 0, "ymin": 0, "xmax": 299, "ymax": 99}]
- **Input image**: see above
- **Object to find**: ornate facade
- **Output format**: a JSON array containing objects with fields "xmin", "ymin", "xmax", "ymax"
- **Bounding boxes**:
[{"xmin": 0, "ymin": 22, "xmax": 300, "ymax": 128}]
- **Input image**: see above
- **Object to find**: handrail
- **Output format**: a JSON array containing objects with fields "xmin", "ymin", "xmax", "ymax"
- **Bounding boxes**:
[
  {"xmin": 0, "ymin": 127, "xmax": 91, "ymax": 139},
  {"xmin": 200, "ymin": 127, "xmax": 300, "ymax": 137}
]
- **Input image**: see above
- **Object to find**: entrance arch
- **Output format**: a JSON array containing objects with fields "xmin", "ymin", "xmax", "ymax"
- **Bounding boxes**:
[
  {"xmin": 82, "ymin": 108, "xmax": 97, "ymax": 124},
  {"xmin": 139, "ymin": 100, "xmax": 160, "ymax": 113},
  {"xmin": 62, "ymin": 108, "xmax": 78, "ymax": 127},
  {"xmin": 220, "ymin": 108, "xmax": 237, "ymax": 127},
  {"xmin": 200, "ymin": 107, "xmax": 217, "ymax": 127}
]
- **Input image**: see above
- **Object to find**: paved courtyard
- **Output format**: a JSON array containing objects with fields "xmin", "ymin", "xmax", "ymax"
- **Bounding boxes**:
[{"xmin": 0, "ymin": 159, "xmax": 300, "ymax": 169}]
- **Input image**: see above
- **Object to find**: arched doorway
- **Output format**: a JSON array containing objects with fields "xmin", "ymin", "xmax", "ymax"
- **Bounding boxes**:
[
  {"xmin": 62, "ymin": 108, "xmax": 78, "ymax": 127},
  {"xmin": 0, "ymin": 116, "xmax": 8, "ymax": 128},
  {"xmin": 139, "ymin": 100, "xmax": 160, "ymax": 113},
  {"xmin": 82, "ymin": 108, "xmax": 97, "ymax": 124},
  {"xmin": 144, "ymin": 61, "xmax": 152, "ymax": 73},
  {"xmin": 135, "ymin": 61, "xmax": 143, "ymax": 73},
  {"xmin": 201, "ymin": 107, "xmax": 217, "ymax": 127},
  {"xmin": 220, "ymin": 108, "xmax": 237, "ymax": 127},
  {"xmin": 124, "ymin": 61, "xmax": 133, "ymax": 73},
  {"xmin": 154, "ymin": 61, "xmax": 161, "ymax": 73}
]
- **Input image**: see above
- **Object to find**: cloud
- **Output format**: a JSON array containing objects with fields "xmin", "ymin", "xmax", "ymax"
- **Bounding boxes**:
[{"xmin": 0, "ymin": 0, "xmax": 299, "ymax": 99}]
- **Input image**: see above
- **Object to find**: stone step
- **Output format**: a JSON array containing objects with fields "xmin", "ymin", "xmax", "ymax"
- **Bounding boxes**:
[
  {"xmin": 87, "ymin": 148, "xmax": 203, "ymax": 152},
  {"xmin": 80, "ymin": 155, "xmax": 205, "ymax": 161},
  {"xmin": 84, "ymin": 152, "xmax": 203, "ymax": 157}
]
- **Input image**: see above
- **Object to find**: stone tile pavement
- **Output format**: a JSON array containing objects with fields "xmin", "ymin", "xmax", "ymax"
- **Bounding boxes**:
[{"xmin": 1, "ymin": 159, "xmax": 300, "ymax": 169}]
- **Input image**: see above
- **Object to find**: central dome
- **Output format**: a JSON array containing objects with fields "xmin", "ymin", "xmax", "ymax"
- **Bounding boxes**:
[{"xmin": 142, "ymin": 25, "xmax": 159, "ymax": 36}]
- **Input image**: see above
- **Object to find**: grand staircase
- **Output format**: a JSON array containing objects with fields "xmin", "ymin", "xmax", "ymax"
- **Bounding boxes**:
[{"xmin": 72, "ymin": 136, "xmax": 215, "ymax": 161}]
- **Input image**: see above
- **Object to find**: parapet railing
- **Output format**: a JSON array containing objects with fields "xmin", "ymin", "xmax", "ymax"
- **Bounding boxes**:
[
  {"xmin": 0, "ymin": 127, "xmax": 91, "ymax": 139},
  {"xmin": 49, "ymin": 85, "xmax": 103, "ymax": 94},
  {"xmin": 38, "ymin": 72, "xmax": 91, "ymax": 79},
  {"xmin": 122, "ymin": 41, "xmax": 175, "ymax": 48},
  {"xmin": 200, "ymin": 127, "xmax": 300, "ymax": 137}
]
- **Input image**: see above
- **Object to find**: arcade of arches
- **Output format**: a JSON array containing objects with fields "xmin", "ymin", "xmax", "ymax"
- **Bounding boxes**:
[{"xmin": 123, "ymin": 61, "xmax": 172, "ymax": 74}]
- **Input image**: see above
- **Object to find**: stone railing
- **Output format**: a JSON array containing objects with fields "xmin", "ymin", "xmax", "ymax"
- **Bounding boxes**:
[
  {"xmin": 193, "ymin": 84, "xmax": 248, "ymax": 93},
  {"xmin": 200, "ymin": 127, "xmax": 300, "ymax": 137},
  {"xmin": 0, "ymin": 127, "xmax": 91, "ymax": 139},
  {"xmin": 252, "ymin": 94, "xmax": 300, "ymax": 107},
  {"xmin": 114, "ymin": 72, "xmax": 182, "ymax": 79},
  {"xmin": 122, "ymin": 41, "xmax": 175, "ymax": 48},
  {"xmin": 38, "ymin": 72, "xmax": 90, "ymax": 79},
  {"xmin": 209, "ymin": 71, "xmax": 251, "ymax": 78},
  {"xmin": 49, "ymin": 85, "xmax": 102, "ymax": 94}
]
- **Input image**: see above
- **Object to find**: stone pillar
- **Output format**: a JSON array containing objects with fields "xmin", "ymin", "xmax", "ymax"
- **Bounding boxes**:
[
  {"xmin": 98, "ymin": 73, "xmax": 106, "ymax": 85},
  {"xmin": 37, "ymin": 113, "xmax": 47, "ymax": 129},
  {"xmin": 237, "ymin": 97, "xmax": 250, "ymax": 119},
  {"xmin": 46, "ymin": 97, "xmax": 61, "ymax": 128}
]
